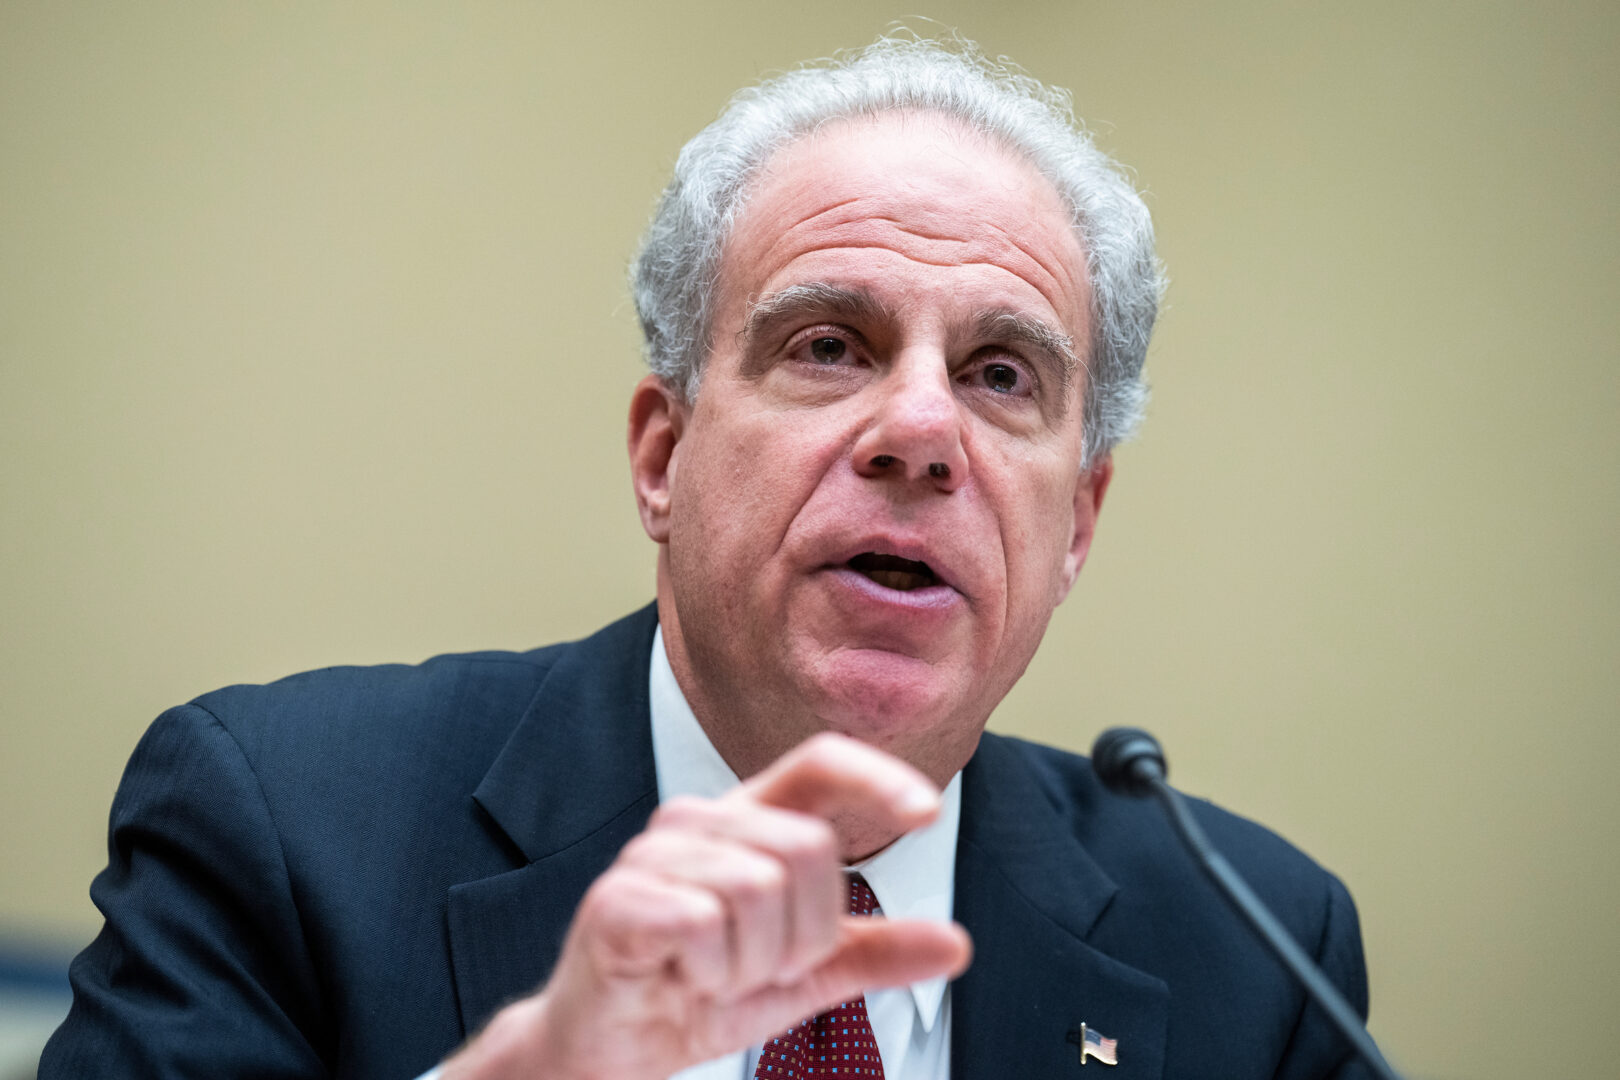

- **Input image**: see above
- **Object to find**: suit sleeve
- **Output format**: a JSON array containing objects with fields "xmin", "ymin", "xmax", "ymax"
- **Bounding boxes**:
[
  {"xmin": 1272, "ymin": 872, "xmax": 1380, "ymax": 1080},
  {"xmin": 39, "ymin": 703, "xmax": 331, "ymax": 1078}
]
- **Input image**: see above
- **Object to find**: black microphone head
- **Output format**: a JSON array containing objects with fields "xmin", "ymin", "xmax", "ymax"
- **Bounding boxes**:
[{"xmin": 1091, "ymin": 727, "xmax": 1168, "ymax": 797}]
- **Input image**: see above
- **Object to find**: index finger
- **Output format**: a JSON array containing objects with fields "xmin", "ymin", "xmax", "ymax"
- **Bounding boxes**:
[{"xmin": 730, "ymin": 732, "xmax": 941, "ymax": 845}]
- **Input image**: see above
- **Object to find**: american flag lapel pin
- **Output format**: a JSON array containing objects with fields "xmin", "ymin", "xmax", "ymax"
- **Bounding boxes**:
[{"xmin": 1066, "ymin": 1022, "xmax": 1119, "ymax": 1066}]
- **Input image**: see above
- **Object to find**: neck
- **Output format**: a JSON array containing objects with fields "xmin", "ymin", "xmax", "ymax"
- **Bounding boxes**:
[
  {"xmin": 657, "ymin": 598, "xmax": 960, "ymax": 861},
  {"xmin": 655, "ymin": 589, "xmax": 810, "ymax": 781}
]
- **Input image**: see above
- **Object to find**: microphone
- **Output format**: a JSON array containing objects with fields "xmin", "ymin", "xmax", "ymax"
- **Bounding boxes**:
[
  {"xmin": 1091, "ymin": 727, "xmax": 1402, "ymax": 1080},
  {"xmin": 1090, "ymin": 726, "xmax": 1167, "ymax": 797}
]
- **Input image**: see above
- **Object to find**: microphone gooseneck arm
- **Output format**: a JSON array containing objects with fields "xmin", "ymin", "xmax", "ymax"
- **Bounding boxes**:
[{"xmin": 1092, "ymin": 728, "xmax": 1402, "ymax": 1080}]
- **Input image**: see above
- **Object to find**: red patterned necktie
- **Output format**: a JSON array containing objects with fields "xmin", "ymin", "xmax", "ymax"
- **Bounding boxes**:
[{"xmin": 752, "ymin": 873, "xmax": 886, "ymax": 1078}]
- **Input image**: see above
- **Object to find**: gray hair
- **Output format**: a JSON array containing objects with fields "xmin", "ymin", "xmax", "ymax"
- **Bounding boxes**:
[{"xmin": 630, "ymin": 35, "xmax": 1165, "ymax": 466}]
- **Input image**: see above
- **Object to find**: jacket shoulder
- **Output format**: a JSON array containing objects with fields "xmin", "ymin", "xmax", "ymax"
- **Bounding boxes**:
[
  {"xmin": 189, "ymin": 644, "xmax": 563, "ymax": 763},
  {"xmin": 986, "ymin": 733, "xmax": 1356, "ymax": 928},
  {"xmin": 131, "ymin": 638, "xmax": 594, "ymax": 862}
]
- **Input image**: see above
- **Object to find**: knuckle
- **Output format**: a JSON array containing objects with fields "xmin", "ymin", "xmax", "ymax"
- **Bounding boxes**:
[
  {"xmin": 650, "ymin": 794, "xmax": 709, "ymax": 827},
  {"xmin": 670, "ymin": 890, "xmax": 725, "ymax": 942},
  {"xmin": 619, "ymin": 830, "xmax": 668, "ymax": 865},
  {"xmin": 587, "ymin": 877, "xmax": 723, "ymax": 961},
  {"xmin": 730, "ymin": 858, "xmax": 785, "ymax": 905},
  {"xmin": 577, "ymin": 867, "xmax": 641, "ymax": 931},
  {"xmin": 778, "ymin": 818, "xmax": 837, "ymax": 864}
]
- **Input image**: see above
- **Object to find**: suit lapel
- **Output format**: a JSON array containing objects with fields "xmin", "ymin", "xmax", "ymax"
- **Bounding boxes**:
[
  {"xmin": 446, "ymin": 606, "xmax": 661, "ymax": 1033},
  {"xmin": 952, "ymin": 735, "xmax": 1168, "ymax": 1079}
]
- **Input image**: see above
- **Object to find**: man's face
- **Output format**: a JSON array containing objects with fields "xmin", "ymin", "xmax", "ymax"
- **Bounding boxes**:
[{"xmin": 635, "ymin": 112, "xmax": 1109, "ymax": 783}]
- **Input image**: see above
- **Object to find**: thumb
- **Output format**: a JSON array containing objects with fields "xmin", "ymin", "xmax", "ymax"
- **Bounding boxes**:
[
  {"xmin": 725, "ymin": 919, "xmax": 970, "ymax": 1050},
  {"xmin": 799, "ymin": 917, "xmax": 971, "ymax": 1012}
]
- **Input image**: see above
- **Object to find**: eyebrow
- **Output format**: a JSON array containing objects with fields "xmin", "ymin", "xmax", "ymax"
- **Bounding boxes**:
[
  {"xmin": 972, "ymin": 309, "xmax": 1083, "ymax": 411},
  {"xmin": 739, "ymin": 282, "xmax": 895, "ymax": 371}
]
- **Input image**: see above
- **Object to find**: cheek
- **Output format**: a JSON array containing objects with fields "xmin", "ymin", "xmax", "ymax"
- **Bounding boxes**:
[
  {"xmin": 673, "ymin": 408, "xmax": 841, "ymax": 559},
  {"xmin": 1003, "ymin": 476, "xmax": 1081, "ymax": 592}
]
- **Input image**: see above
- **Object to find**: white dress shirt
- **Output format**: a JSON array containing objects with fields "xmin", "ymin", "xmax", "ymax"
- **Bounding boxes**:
[{"xmin": 652, "ymin": 627, "xmax": 960, "ymax": 1080}]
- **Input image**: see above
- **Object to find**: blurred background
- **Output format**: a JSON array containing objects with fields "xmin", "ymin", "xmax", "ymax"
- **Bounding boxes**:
[{"xmin": 2, "ymin": 3, "xmax": 1616, "ymax": 1077}]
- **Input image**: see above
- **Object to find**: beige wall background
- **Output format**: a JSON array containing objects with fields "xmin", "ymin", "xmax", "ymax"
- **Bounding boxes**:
[{"xmin": 2, "ymin": 3, "xmax": 1615, "ymax": 1077}]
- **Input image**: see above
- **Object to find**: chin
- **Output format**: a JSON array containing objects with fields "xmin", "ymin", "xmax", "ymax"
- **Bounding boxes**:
[{"xmin": 806, "ymin": 649, "xmax": 974, "ymax": 755}]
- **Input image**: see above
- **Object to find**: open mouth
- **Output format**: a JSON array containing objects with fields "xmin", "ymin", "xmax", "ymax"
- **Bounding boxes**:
[{"xmin": 848, "ymin": 552, "xmax": 938, "ymax": 592}]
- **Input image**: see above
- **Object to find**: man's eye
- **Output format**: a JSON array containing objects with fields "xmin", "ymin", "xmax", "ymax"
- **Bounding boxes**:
[
  {"xmin": 808, "ymin": 337, "xmax": 847, "ymax": 364},
  {"xmin": 983, "ymin": 362, "xmax": 1021, "ymax": 393}
]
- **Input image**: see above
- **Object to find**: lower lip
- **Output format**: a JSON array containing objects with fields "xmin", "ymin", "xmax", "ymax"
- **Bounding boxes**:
[{"xmin": 823, "ymin": 566, "xmax": 964, "ymax": 613}]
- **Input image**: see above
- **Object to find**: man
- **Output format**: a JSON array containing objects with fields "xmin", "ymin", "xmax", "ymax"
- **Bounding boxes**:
[{"xmin": 43, "ymin": 37, "xmax": 1372, "ymax": 1080}]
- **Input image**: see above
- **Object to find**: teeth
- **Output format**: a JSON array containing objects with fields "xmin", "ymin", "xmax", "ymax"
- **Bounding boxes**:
[{"xmin": 866, "ymin": 569, "xmax": 931, "ymax": 591}]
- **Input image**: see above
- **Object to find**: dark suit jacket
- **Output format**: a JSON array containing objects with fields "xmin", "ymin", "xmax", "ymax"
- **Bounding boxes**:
[{"xmin": 42, "ymin": 604, "xmax": 1372, "ymax": 1079}]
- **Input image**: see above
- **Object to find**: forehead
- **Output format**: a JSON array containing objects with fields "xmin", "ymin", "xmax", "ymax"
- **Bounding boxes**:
[{"xmin": 717, "ymin": 111, "xmax": 1091, "ymax": 343}]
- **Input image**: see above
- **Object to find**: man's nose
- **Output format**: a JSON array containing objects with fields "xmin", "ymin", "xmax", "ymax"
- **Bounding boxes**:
[{"xmin": 850, "ymin": 354, "xmax": 968, "ymax": 492}]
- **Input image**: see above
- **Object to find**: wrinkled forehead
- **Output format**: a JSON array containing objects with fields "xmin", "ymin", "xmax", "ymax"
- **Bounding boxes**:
[{"xmin": 714, "ymin": 110, "xmax": 1093, "ymax": 343}]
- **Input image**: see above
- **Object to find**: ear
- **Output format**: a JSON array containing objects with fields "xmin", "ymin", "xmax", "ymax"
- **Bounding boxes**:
[
  {"xmin": 627, "ymin": 374, "xmax": 688, "ymax": 544},
  {"xmin": 1056, "ymin": 455, "xmax": 1113, "ymax": 603}
]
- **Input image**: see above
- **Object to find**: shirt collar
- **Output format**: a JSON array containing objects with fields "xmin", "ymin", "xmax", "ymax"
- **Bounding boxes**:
[{"xmin": 648, "ymin": 625, "xmax": 961, "ymax": 1033}]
